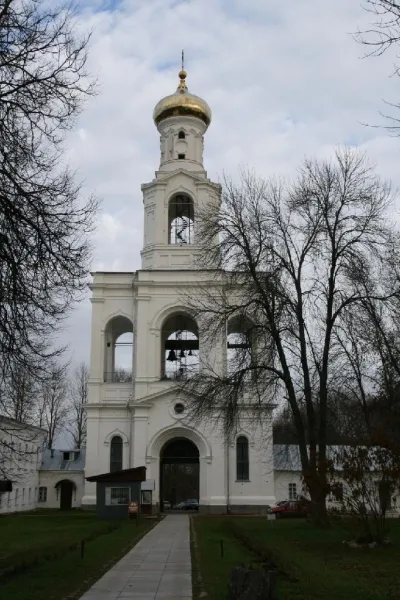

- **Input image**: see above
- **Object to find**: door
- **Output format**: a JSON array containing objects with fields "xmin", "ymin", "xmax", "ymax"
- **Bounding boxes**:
[{"xmin": 59, "ymin": 480, "xmax": 74, "ymax": 510}]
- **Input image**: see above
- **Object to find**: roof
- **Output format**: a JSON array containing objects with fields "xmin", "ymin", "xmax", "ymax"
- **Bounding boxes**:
[
  {"xmin": 274, "ymin": 445, "xmax": 302, "ymax": 471},
  {"xmin": 0, "ymin": 414, "xmax": 47, "ymax": 436},
  {"xmin": 273, "ymin": 444, "xmax": 345, "ymax": 471},
  {"xmin": 86, "ymin": 466, "xmax": 146, "ymax": 483},
  {"xmin": 40, "ymin": 448, "xmax": 86, "ymax": 471}
]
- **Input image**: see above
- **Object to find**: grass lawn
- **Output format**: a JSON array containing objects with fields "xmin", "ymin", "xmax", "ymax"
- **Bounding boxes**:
[
  {"xmin": 192, "ymin": 516, "xmax": 400, "ymax": 600},
  {"xmin": 0, "ymin": 510, "xmax": 154, "ymax": 600}
]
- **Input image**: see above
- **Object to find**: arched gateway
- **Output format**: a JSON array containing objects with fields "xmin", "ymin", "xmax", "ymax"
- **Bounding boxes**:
[{"xmin": 160, "ymin": 438, "xmax": 199, "ymax": 511}]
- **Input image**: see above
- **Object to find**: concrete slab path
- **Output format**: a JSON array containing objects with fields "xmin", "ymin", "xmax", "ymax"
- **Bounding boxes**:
[{"xmin": 79, "ymin": 514, "xmax": 192, "ymax": 600}]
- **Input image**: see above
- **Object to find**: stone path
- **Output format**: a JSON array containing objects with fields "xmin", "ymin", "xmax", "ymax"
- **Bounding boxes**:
[{"xmin": 79, "ymin": 514, "xmax": 192, "ymax": 600}]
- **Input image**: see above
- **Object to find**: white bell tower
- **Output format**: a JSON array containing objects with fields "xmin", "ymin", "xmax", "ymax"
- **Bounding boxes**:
[{"xmin": 141, "ymin": 54, "xmax": 220, "ymax": 270}]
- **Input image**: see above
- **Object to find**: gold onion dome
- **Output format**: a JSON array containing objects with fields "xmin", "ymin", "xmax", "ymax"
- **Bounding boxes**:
[{"xmin": 153, "ymin": 64, "xmax": 211, "ymax": 126}]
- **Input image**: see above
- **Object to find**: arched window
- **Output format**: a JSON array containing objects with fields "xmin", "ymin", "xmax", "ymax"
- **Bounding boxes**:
[
  {"xmin": 227, "ymin": 316, "xmax": 253, "ymax": 378},
  {"xmin": 161, "ymin": 313, "xmax": 199, "ymax": 380},
  {"xmin": 104, "ymin": 316, "xmax": 133, "ymax": 382},
  {"xmin": 110, "ymin": 436, "xmax": 123, "ymax": 472},
  {"xmin": 168, "ymin": 194, "xmax": 194, "ymax": 245},
  {"xmin": 236, "ymin": 436, "xmax": 249, "ymax": 481},
  {"xmin": 178, "ymin": 130, "xmax": 186, "ymax": 139}
]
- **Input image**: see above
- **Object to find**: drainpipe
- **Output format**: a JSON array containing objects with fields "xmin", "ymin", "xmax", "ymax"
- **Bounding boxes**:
[{"xmin": 226, "ymin": 432, "xmax": 231, "ymax": 514}]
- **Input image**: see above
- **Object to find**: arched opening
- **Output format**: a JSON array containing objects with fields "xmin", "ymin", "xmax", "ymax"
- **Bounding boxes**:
[
  {"xmin": 236, "ymin": 436, "xmax": 249, "ymax": 481},
  {"xmin": 178, "ymin": 130, "xmax": 186, "ymax": 139},
  {"xmin": 160, "ymin": 438, "xmax": 199, "ymax": 511},
  {"xmin": 110, "ymin": 435, "xmax": 123, "ymax": 472},
  {"xmin": 104, "ymin": 316, "xmax": 133, "ymax": 382},
  {"xmin": 168, "ymin": 194, "xmax": 194, "ymax": 244},
  {"xmin": 227, "ymin": 315, "xmax": 253, "ymax": 378},
  {"xmin": 55, "ymin": 479, "xmax": 76, "ymax": 510},
  {"xmin": 161, "ymin": 313, "xmax": 199, "ymax": 380}
]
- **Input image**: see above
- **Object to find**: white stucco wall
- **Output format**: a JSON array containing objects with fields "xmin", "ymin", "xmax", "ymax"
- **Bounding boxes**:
[
  {"xmin": 38, "ymin": 471, "xmax": 85, "ymax": 509},
  {"xmin": 0, "ymin": 419, "xmax": 46, "ymax": 514}
]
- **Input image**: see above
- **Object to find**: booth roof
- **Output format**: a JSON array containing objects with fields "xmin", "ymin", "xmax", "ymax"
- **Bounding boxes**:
[{"xmin": 86, "ymin": 466, "xmax": 146, "ymax": 482}]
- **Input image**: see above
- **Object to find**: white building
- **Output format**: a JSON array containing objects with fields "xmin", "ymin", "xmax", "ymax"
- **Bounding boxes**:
[
  {"xmin": 0, "ymin": 415, "xmax": 86, "ymax": 513},
  {"xmin": 39, "ymin": 448, "xmax": 86, "ymax": 509},
  {"xmin": 0, "ymin": 416, "xmax": 46, "ymax": 513},
  {"xmin": 83, "ymin": 63, "xmax": 276, "ymax": 513}
]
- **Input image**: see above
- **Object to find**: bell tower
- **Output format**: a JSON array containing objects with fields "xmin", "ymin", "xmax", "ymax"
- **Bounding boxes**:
[{"xmin": 140, "ymin": 54, "xmax": 220, "ymax": 270}]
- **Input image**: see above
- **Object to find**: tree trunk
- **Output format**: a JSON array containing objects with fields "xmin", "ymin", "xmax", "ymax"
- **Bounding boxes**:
[{"xmin": 306, "ymin": 479, "xmax": 330, "ymax": 527}]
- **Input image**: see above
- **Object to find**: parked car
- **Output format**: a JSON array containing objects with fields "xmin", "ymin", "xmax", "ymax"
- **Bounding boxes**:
[
  {"xmin": 271, "ymin": 499, "xmax": 309, "ymax": 518},
  {"xmin": 163, "ymin": 500, "xmax": 171, "ymax": 510},
  {"xmin": 184, "ymin": 499, "xmax": 199, "ymax": 511},
  {"xmin": 173, "ymin": 499, "xmax": 199, "ymax": 511}
]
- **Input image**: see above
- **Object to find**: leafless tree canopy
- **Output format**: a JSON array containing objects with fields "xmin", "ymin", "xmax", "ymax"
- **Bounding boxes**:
[
  {"xmin": 0, "ymin": 364, "xmax": 37, "ymax": 423},
  {"xmin": 179, "ymin": 149, "xmax": 400, "ymax": 523},
  {"xmin": 35, "ymin": 361, "xmax": 69, "ymax": 449},
  {"xmin": 0, "ymin": 0, "xmax": 98, "ymax": 380},
  {"xmin": 356, "ymin": 1, "xmax": 400, "ymax": 132},
  {"xmin": 67, "ymin": 362, "xmax": 88, "ymax": 448}
]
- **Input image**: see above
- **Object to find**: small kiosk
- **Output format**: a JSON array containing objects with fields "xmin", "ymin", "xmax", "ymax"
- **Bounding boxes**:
[{"xmin": 86, "ymin": 466, "xmax": 146, "ymax": 519}]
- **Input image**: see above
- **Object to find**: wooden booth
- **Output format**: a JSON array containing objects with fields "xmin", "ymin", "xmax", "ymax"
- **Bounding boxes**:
[{"xmin": 86, "ymin": 466, "xmax": 146, "ymax": 519}]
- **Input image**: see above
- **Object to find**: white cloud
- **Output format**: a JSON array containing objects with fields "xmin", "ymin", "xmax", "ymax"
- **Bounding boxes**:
[{"xmin": 61, "ymin": 0, "xmax": 400, "ymax": 365}]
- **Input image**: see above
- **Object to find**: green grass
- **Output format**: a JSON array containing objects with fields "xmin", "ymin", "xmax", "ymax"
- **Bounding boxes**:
[
  {"xmin": 192, "ymin": 516, "xmax": 400, "ymax": 600},
  {"xmin": 0, "ymin": 510, "xmax": 154, "ymax": 600}
]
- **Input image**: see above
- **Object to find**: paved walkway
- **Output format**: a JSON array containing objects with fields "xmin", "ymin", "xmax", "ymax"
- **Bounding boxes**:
[{"xmin": 80, "ymin": 515, "xmax": 192, "ymax": 600}]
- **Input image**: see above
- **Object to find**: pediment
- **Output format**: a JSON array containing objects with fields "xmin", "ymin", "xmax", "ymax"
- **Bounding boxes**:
[
  {"xmin": 141, "ymin": 169, "xmax": 220, "ymax": 191},
  {"xmin": 132, "ymin": 383, "xmax": 179, "ymax": 406}
]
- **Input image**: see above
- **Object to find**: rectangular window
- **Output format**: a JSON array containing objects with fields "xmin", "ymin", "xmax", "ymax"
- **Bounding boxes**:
[
  {"xmin": 288, "ymin": 483, "xmax": 297, "ymax": 500},
  {"xmin": 38, "ymin": 486, "xmax": 47, "ymax": 502},
  {"xmin": 63, "ymin": 452, "xmax": 70, "ymax": 460},
  {"xmin": 105, "ymin": 487, "xmax": 130, "ymax": 506},
  {"xmin": 178, "ymin": 153, "xmax": 185, "ymax": 159}
]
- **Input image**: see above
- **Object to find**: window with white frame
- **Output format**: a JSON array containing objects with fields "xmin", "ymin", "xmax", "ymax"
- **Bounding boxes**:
[
  {"xmin": 105, "ymin": 487, "xmax": 131, "ymax": 506},
  {"xmin": 38, "ymin": 486, "xmax": 47, "ymax": 502},
  {"xmin": 288, "ymin": 482, "xmax": 297, "ymax": 500}
]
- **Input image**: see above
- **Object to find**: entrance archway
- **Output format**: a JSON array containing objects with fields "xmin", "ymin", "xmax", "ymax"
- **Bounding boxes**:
[
  {"xmin": 160, "ymin": 438, "xmax": 199, "ymax": 511},
  {"xmin": 55, "ymin": 480, "xmax": 75, "ymax": 510}
]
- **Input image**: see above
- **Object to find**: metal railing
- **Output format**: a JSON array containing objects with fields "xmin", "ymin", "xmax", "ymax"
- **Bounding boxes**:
[{"xmin": 103, "ymin": 371, "xmax": 133, "ymax": 383}]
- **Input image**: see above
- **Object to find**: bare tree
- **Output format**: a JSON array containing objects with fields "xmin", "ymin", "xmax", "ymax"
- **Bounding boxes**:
[
  {"xmin": 37, "ymin": 362, "xmax": 69, "ymax": 449},
  {"xmin": 179, "ymin": 149, "xmax": 400, "ymax": 524},
  {"xmin": 356, "ymin": 1, "xmax": 400, "ymax": 132},
  {"xmin": 0, "ymin": 0, "xmax": 98, "ymax": 381},
  {"xmin": 67, "ymin": 362, "xmax": 88, "ymax": 448},
  {"xmin": 0, "ymin": 363, "xmax": 38, "ymax": 423},
  {"xmin": 112, "ymin": 367, "xmax": 133, "ymax": 383}
]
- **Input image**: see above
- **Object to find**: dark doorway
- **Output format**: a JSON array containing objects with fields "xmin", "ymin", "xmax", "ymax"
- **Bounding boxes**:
[
  {"xmin": 160, "ymin": 438, "xmax": 199, "ymax": 511},
  {"xmin": 58, "ymin": 480, "xmax": 74, "ymax": 510}
]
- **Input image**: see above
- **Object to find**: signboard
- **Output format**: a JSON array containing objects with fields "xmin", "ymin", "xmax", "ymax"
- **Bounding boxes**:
[
  {"xmin": 128, "ymin": 501, "xmax": 139, "ymax": 514},
  {"xmin": 141, "ymin": 479, "xmax": 155, "ymax": 491}
]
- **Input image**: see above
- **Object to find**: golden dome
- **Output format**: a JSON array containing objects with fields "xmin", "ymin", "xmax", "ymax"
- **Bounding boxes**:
[{"xmin": 153, "ymin": 67, "xmax": 211, "ymax": 126}]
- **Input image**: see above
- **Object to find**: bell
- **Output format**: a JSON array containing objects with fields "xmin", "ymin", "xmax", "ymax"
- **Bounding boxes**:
[
  {"xmin": 188, "ymin": 349, "xmax": 193, "ymax": 356},
  {"xmin": 166, "ymin": 349, "xmax": 177, "ymax": 361},
  {"xmin": 180, "ymin": 349, "xmax": 185, "ymax": 358}
]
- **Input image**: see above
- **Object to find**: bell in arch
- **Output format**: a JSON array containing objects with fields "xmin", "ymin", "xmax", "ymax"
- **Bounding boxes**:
[{"xmin": 166, "ymin": 349, "xmax": 177, "ymax": 362}]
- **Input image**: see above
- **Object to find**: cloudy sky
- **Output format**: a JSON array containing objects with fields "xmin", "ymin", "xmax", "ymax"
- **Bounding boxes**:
[{"xmin": 62, "ymin": 0, "xmax": 400, "ymax": 368}]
